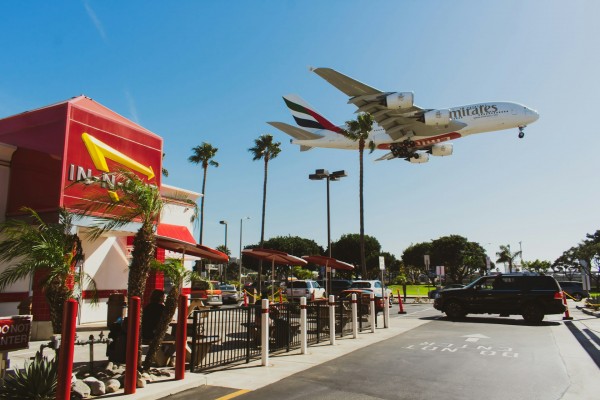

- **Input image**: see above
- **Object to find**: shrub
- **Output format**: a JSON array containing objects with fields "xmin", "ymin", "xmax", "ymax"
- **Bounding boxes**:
[{"xmin": 0, "ymin": 355, "xmax": 57, "ymax": 400}]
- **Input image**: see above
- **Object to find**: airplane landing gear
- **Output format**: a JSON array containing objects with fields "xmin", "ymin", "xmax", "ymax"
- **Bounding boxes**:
[
  {"xmin": 518, "ymin": 126, "xmax": 525, "ymax": 139},
  {"xmin": 390, "ymin": 142, "xmax": 414, "ymax": 159}
]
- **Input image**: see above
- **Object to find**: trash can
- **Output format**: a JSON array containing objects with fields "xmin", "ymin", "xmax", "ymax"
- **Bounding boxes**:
[{"xmin": 107, "ymin": 293, "xmax": 127, "ymax": 328}]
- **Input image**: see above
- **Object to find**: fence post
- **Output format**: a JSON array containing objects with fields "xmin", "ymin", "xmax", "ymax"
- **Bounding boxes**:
[
  {"xmin": 383, "ymin": 294, "xmax": 389, "ymax": 328},
  {"xmin": 329, "ymin": 295, "xmax": 336, "ymax": 345},
  {"xmin": 124, "ymin": 296, "xmax": 140, "ymax": 394},
  {"xmin": 300, "ymin": 297, "xmax": 307, "ymax": 354},
  {"xmin": 351, "ymin": 293, "xmax": 358, "ymax": 339},
  {"xmin": 261, "ymin": 298, "xmax": 269, "ymax": 366},
  {"xmin": 369, "ymin": 292, "xmax": 376, "ymax": 333},
  {"xmin": 175, "ymin": 294, "xmax": 188, "ymax": 380},
  {"xmin": 56, "ymin": 299, "xmax": 78, "ymax": 400}
]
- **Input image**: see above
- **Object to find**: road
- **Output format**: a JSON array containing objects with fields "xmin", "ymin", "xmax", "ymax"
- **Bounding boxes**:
[{"xmin": 167, "ymin": 303, "xmax": 600, "ymax": 400}]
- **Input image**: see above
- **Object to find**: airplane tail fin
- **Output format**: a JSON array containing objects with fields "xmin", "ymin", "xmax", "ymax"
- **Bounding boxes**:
[
  {"xmin": 282, "ymin": 94, "xmax": 345, "ymax": 135},
  {"xmin": 267, "ymin": 122, "xmax": 322, "ymax": 141}
]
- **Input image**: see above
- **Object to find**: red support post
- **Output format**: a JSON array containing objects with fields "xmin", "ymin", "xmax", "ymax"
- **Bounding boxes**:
[
  {"xmin": 243, "ymin": 291, "xmax": 248, "ymax": 307},
  {"xmin": 56, "ymin": 299, "xmax": 78, "ymax": 400},
  {"xmin": 397, "ymin": 290, "xmax": 406, "ymax": 314},
  {"xmin": 175, "ymin": 294, "xmax": 188, "ymax": 380},
  {"xmin": 124, "ymin": 296, "xmax": 141, "ymax": 394}
]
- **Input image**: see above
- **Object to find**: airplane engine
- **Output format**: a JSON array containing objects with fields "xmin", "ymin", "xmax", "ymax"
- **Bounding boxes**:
[
  {"xmin": 422, "ymin": 109, "xmax": 451, "ymax": 126},
  {"xmin": 430, "ymin": 143, "xmax": 453, "ymax": 156},
  {"xmin": 408, "ymin": 153, "xmax": 429, "ymax": 164},
  {"xmin": 383, "ymin": 92, "xmax": 414, "ymax": 109}
]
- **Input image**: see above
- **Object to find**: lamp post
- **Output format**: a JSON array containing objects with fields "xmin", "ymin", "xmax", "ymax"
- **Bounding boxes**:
[
  {"xmin": 239, "ymin": 217, "xmax": 250, "ymax": 291},
  {"xmin": 219, "ymin": 220, "xmax": 228, "ymax": 282},
  {"xmin": 309, "ymin": 169, "xmax": 347, "ymax": 296}
]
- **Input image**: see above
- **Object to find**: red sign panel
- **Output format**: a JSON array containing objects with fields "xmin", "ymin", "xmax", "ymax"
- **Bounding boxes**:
[{"xmin": 0, "ymin": 316, "xmax": 32, "ymax": 352}]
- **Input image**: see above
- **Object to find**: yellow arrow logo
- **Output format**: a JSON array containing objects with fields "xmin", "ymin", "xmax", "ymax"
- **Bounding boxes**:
[{"xmin": 81, "ymin": 133, "xmax": 155, "ymax": 180}]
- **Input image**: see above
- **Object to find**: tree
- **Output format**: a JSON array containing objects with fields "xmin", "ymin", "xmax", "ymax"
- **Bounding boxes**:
[
  {"xmin": 522, "ymin": 259, "xmax": 552, "ymax": 274},
  {"xmin": 496, "ymin": 244, "xmax": 522, "ymax": 273},
  {"xmin": 142, "ymin": 258, "xmax": 199, "ymax": 370},
  {"xmin": 189, "ymin": 142, "xmax": 219, "ymax": 244},
  {"xmin": 344, "ymin": 113, "xmax": 375, "ymax": 279},
  {"xmin": 402, "ymin": 242, "xmax": 433, "ymax": 284},
  {"xmin": 248, "ymin": 134, "xmax": 281, "ymax": 291},
  {"xmin": 0, "ymin": 207, "xmax": 96, "ymax": 333},
  {"xmin": 431, "ymin": 235, "xmax": 486, "ymax": 283},
  {"xmin": 330, "ymin": 233, "xmax": 381, "ymax": 278}
]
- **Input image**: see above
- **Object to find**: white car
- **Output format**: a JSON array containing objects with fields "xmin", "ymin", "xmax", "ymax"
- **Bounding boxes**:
[
  {"xmin": 350, "ymin": 280, "xmax": 393, "ymax": 302},
  {"xmin": 286, "ymin": 280, "xmax": 326, "ymax": 301}
]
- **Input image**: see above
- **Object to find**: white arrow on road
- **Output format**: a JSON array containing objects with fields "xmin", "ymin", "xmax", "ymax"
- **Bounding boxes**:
[{"xmin": 462, "ymin": 334, "xmax": 490, "ymax": 342}]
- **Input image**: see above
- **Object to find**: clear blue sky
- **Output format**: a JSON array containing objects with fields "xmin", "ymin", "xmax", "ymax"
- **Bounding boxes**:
[{"xmin": 2, "ymin": 1, "xmax": 598, "ymax": 268}]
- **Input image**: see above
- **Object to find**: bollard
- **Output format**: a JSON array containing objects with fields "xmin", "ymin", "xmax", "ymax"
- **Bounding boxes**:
[
  {"xmin": 562, "ymin": 291, "xmax": 573, "ymax": 320},
  {"xmin": 175, "ymin": 294, "xmax": 188, "ymax": 380},
  {"xmin": 261, "ymin": 298, "xmax": 270, "ymax": 366},
  {"xmin": 329, "ymin": 295, "xmax": 336, "ymax": 345},
  {"xmin": 351, "ymin": 293, "xmax": 358, "ymax": 339},
  {"xmin": 369, "ymin": 292, "xmax": 376, "ymax": 333},
  {"xmin": 397, "ymin": 290, "xmax": 407, "ymax": 314},
  {"xmin": 243, "ymin": 291, "xmax": 248, "ymax": 307},
  {"xmin": 124, "ymin": 296, "xmax": 141, "ymax": 394},
  {"xmin": 56, "ymin": 299, "xmax": 78, "ymax": 400},
  {"xmin": 383, "ymin": 294, "xmax": 389, "ymax": 328},
  {"xmin": 300, "ymin": 297, "xmax": 307, "ymax": 354}
]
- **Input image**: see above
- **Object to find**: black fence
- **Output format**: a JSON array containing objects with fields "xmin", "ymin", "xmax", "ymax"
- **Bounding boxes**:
[{"xmin": 189, "ymin": 296, "xmax": 377, "ymax": 372}]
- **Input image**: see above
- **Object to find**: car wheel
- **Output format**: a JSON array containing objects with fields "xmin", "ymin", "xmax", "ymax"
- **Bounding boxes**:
[
  {"xmin": 573, "ymin": 293, "xmax": 583, "ymax": 302},
  {"xmin": 445, "ymin": 301, "xmax": 466, "ymax": 320},
  {"xmin": 522, "ymin": 303, "xmax": 544, "ymax": 324}
]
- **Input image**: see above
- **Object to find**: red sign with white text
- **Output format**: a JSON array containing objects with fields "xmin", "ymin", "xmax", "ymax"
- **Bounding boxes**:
[{"xmin": 0, "ymin": 316, "xmax": 32, "ymax": 352}]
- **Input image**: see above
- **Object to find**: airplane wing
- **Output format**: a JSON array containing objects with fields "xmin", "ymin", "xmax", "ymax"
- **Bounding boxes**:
[{"xmin": 312, "ymin": 67, "xmax": 465, "ymax": 141}]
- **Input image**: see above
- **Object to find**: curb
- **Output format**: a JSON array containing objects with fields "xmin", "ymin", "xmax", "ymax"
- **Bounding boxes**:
[{"xmin": 575, "ymin": 305, "xmax": 600, "ymax": 318}]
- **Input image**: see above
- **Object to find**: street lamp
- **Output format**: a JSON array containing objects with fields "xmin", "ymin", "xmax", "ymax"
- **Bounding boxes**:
[
  {"xmin": 219, "ymin": 220, "xmax": 228, "ymax": 282},
  {"xmin": 309, "ymin": 169, "xmax": 347, "ymax": 295},
  {"xmin": 239, "ymin": 217, "xmax": 250, "ymax": 290}
]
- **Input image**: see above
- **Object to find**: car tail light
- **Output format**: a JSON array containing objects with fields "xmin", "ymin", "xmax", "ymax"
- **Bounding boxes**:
[{"xmin": 554, "ymin": 291, "xmax": 564, "ymax": 300}]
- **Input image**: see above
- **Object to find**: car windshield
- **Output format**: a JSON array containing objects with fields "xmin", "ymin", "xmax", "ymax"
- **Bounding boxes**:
[
  {"xmin": 220, "ymin": 285, "xmax": 235, "ymax": 291},
  {"xmin": 351, "ymin": 282, "xmax": 371, "ymax": 289}
]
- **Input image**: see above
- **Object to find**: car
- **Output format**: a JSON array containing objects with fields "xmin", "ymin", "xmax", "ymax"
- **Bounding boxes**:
[
  {"xmin": 433, "ymin": 274, "xmax": 566, "ymax": 324},
  {"xmin": 338, "ymin": 289, "xmax": 386, "ymax": 312},
  {"xmin": 318, "ymin": 279, "xmax": 352, "ymax": 297},
  {"xmin": 286, "ymin": 280, "xmax": 326, "ymax": 301},
  {"xmin": 349, "ymin": 280, "xmax": 393, "ymax": 303},
  {"xmin": 219, "ymin": 284, "xmax": 240, "ymax": 304},
  {"xmin": 428, "ymin": 284, "xmax": 465, "ymax": 299},
  {"xmin": 558, "ymin": 281, "xmax": 589, "ymax": 301},
  {"xmin": 190, "ymin": 279, "xmax": 223, "ymax": 307}
]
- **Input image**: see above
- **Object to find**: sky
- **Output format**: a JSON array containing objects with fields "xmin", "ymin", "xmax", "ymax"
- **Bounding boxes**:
[{"xmin": 1, "ymin": 1, "xmax": 599, "ymax": 268}]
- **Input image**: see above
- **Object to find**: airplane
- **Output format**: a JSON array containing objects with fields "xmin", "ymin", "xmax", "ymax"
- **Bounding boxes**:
[{"xmin": 268, "ymin": 67, "xmax": 539, "ymax": 162}]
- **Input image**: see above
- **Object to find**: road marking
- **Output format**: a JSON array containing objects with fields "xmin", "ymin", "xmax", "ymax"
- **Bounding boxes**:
[
  {"xmin": 462, "ymin": 333, "xmax": 490, "ymax": 343},
  {"xmin": 215, "ymin": 389, "xmax": 251, "ymax": 400}
]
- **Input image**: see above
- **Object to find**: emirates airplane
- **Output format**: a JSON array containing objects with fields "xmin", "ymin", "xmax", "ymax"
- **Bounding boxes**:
[{"xmin": 268, "ymin": 67, "xmax": 539, "ymax": 162}]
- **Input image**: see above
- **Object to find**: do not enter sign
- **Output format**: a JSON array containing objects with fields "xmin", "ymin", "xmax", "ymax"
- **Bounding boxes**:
[{"xmin": 0, "ymin": 316, "xmax": 32, "ymax": 352}]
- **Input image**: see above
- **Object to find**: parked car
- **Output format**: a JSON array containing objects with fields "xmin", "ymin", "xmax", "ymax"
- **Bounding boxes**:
[
  {"xmin": 350, "ymin": 280, "xmax": 393, "ymax": 303},
  {"xmin": 558, "ymin": 281, "xmax": 589, "ymax": 301},
  {"xmin": 219, "ymin": 284, "xmax": 240, "ymax": 304},
  {"xmin": 190, "ymin": 279, "xmax": 223, "ymax": 307},
  {"xmin": 428, "ymin": 284, "xmax": 465, "ymax": 299},
  {"xmin": 338, "ymin": 289, "xmax": 386, "ymax": 312},
  {"xmin": 318, "ymin": 279, "xmax": 352, "ymax": 297},
  {"xmin": 433, "ymin": 274, "xmax": 566, "ymax": 324},
  {"xmin": 286, "ymin": 280, "xmax": 326, "ymax": 301}
]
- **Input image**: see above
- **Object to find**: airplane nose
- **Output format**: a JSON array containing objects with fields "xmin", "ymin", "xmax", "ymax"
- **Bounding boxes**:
[{"xmin": 526, "ymin": 108, "xmax": 539, "ymax": 123}]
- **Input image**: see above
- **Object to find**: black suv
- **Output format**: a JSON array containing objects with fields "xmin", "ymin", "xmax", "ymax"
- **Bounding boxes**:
[
  {"xmin": 558, "ymin": 281, "xmax": 589, "ymax": 301},
  {"xmin": 433, "ymin": 274, "xmax": 565, "ymax": 323}
]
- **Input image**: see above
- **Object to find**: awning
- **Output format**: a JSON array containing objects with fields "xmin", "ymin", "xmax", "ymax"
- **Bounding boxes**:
[
  {"xmin": 302, "ymin": 255, "xmax": 354, "ymax": 271},
  {"xmin": 242, "ymin": 248, "xmax": 307, "ymax": 266},
  {"xmin": 155, "ymin": 223, "xmax": 228, "ymax": 263}
]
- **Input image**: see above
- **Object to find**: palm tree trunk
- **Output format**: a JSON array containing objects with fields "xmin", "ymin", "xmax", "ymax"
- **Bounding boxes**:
[
  {"xmin": 143, "ymin": 286, "xmax": 180, "ymax": 370},
  {"xmin": 359, "ymin": 140, "xmax": 367, "ymax": 278},
  {"xmin": 199, "ymin": 165, "xmax": 208, "ymax": 244},
  {"xmin": 258, "ymin": 157, "xmax": 269, "ymax": 292}
]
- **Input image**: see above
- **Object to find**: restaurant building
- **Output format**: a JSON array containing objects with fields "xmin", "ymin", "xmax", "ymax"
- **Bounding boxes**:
[{"xmin": 0, "ymin": 96, "xmax": 222, "ymax": 339}]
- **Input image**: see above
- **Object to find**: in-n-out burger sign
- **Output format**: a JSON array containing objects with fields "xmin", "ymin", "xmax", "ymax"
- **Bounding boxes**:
[
  {"xmin": 67, "ymin": 133, "xmax": 157, "ymax": 201},
  {"xmin": 0, "ymin": 316, "xmax": 32, "ymax": 352}
]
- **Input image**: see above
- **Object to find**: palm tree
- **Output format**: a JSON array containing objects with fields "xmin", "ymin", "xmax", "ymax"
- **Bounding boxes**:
[
  {"xmin": 496, "ymin": 244, "xmax": 522, "ymax": 273},
  {"xmin": 344, "ymin": 113, "xmax": 375, "ymax": 279},
  {"xmin": 143, "ymin": 258, "xmax": 199, "ymax": 370},
  {"xmin": 188, "ymin": 143, "xmax": 219, "ymax": 244},
  {"xmin": 0, "ymin": 207, "xmax": 97, "ymax": 333},
  {"xmin": 248, "ymin": 134, "xmax": 281, "ymax": 291}
]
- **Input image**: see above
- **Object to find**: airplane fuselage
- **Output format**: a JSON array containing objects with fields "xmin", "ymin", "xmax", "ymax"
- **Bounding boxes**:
[{"xmin": 291, "ymin": 101, "xmax": 539, "ymax": 150}]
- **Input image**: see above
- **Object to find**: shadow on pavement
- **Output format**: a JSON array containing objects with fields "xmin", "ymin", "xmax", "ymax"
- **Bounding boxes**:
[
  {"xmin": 420, "ymin": 315, "xmax": 561, "ymax": 327},
  {"xmin": 564, "ymin": 321, "xmax": 600, "ymax": 369}
]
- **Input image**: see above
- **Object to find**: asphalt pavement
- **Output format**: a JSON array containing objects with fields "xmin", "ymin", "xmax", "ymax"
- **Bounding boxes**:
[{"xmin": 7, "ymin": 299, "xmax": 600, "ymax": 400}]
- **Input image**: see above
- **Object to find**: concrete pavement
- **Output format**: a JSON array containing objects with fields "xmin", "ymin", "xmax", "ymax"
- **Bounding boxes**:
[{"xmin": 7, "ymin": 299, "xmax": 600, "ymax": 400}]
